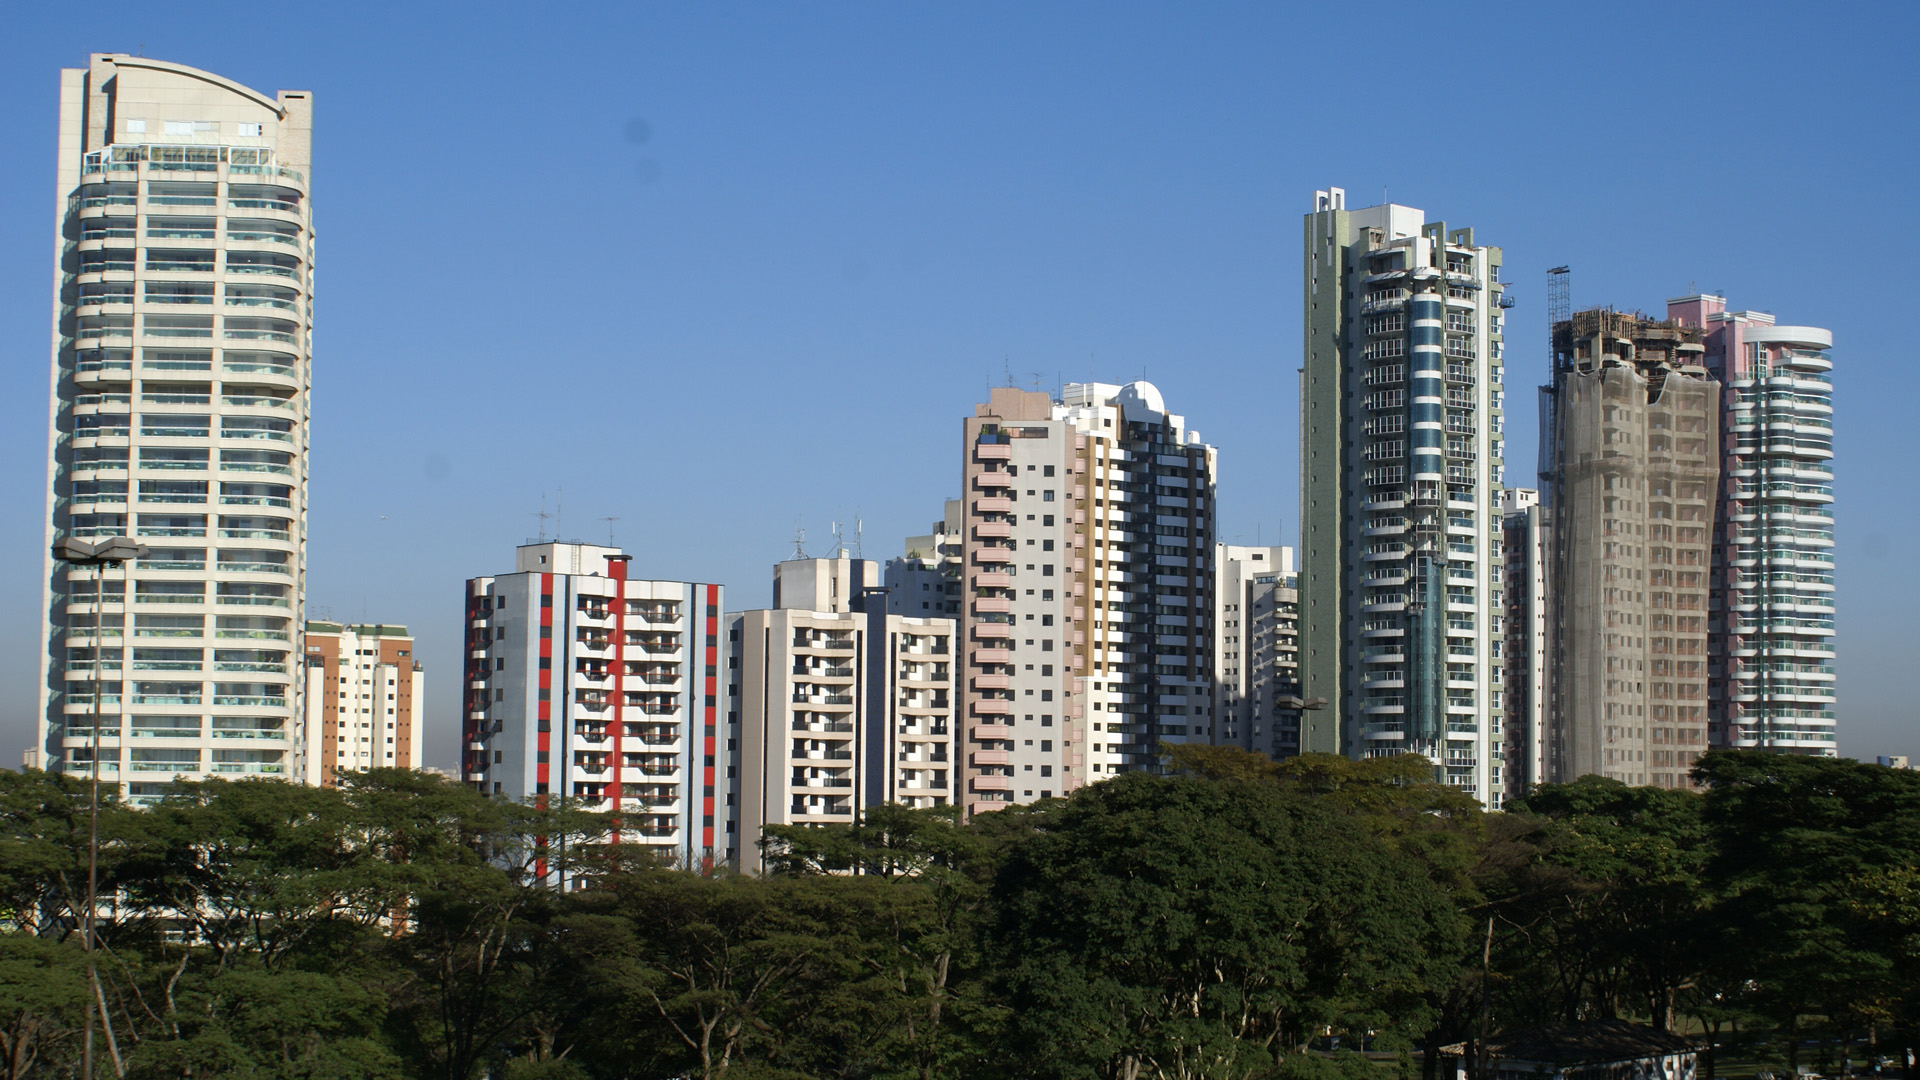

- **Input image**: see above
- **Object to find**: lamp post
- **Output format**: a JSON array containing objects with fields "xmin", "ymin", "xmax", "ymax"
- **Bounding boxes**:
[
  {"xmin": 52, "ymin": 535, "xmax": 148, "ymax": 1080},
  {"xmin": 1277, "ymin": 696, "xmax": 1330, "ymax": 756}
]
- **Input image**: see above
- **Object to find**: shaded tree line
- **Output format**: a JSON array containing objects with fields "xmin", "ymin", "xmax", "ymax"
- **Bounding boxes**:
[{"xmin": 0, "ymin": 749, "xmax": 1915, "ymax": 1080}]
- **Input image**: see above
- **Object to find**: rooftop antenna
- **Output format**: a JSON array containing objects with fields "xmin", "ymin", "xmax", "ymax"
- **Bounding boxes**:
[
  {"xmin": 532, "ymin": 492, "xmax": 551, "ymax": 542},
  {"xmin": 792, "ymin": 521, "xmax": 808, "ymax": 560},
  {"xmin": 1003, "ymin": 357, "xmax": 1016, "ymax": 388},
  {"xmin": 600, "ymin": 516, "xmax": 619, "ymax": 547},
  {"xmin": 854, "ymin": 517, "xmax": 864, "ymax": 560},
  {"xmin": 830, "ymin": 520, "xmax": 845, "ymax": 557},
  {"xmin": 555, "ymin": 486, "xmax": 564, "ymax": 541},
  {"xmin": 1030, "ymin": 372, "xmax": 1043, "ymax": 393}
]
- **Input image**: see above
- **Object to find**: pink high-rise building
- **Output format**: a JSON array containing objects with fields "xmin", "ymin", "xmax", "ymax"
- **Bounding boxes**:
[{"xmin": 1667, "ymin": 295, "xmax": 1836, "ymax": 756}]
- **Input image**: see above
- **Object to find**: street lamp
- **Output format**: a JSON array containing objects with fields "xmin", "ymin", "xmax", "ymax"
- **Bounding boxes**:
[
  {"xmin": 52, "ymin": 535, "xmax": 148, "ymax": 1080},
  {"xmin": 1277, "ymin": 696, "xmax": 1330, "ymax": 755}
]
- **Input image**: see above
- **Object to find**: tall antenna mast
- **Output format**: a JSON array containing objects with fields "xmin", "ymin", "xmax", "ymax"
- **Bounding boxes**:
[
  {"xmin": 854, "ymin": 517, "xmax": 864, "ymax": 560},
  {"xmin": 555, "ymin": 486, "xmax": 564, "ymax": 540},
  {"xmin": 792, "ymin": 521, "xmax": 807, "ymax": 560},
  {"xmin": 532, "ymin": 492, "xmax": 551, "ymax": 542},
  {"xmin": 600, "ymin": 516, "xmax": 620, "ymax": 547}
]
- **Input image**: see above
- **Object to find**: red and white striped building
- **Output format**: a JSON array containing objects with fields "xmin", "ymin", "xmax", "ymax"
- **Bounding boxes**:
[{"xmin": 463, "ymin": 542, "xmax": 728, "ymax": 870}]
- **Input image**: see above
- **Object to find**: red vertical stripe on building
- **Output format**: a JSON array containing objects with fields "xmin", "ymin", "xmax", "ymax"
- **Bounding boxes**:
[
  {"xmin": 538, "ymin": 574, "xmax": 553, "ymax": 794},
  {"xmin": 609, "ymin": 558, "xmax": 627, "ymax": 843},
  {"xmin": 703, "ymin": 583, "xmax": 719, "ymax": 854}
]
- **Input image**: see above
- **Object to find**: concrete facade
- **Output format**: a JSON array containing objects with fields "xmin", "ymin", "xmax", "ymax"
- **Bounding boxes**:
[
  {"xmin": 301, "ymin": 622, "xmax": 424, "ymax": 783},
  {"xmin": 463, "ymin": 542, "xmax": 728, "ymax": 870},
  {"xmin": 1212, "ymin": 545, "xmax": 1302, "ymax": 758},
  {"xmin": 730, "ymin": 554, "xmax": 955, "ymax": 869},
  {"xmin": 39, "ymin": 56, "xmax": 314, "ymax": 800},
  {"xmin": 1300, "ymin": 188, "xmax": 1510, "ymax": 804},
  {"xmin": 958, "ymin": 382, "xmax": 1217, "ymax": 814},
  {"xmin": 1542, "ymin": 309, "xmax": 1719, "ymax": 789}
]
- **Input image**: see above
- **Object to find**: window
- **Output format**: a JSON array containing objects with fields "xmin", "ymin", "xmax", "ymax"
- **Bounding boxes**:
[
  {"xmin": 237, "ymin": 123, "xmax": 263, "ymax": 137},
  {"xmin": 1042, "ymin": 564, "xmax": 1054, "ymax": 577},
  {"xmin": 1043, "ymin": 515, "xmax": 1054, "ymax": 526},
  {"xmin": 1043, "ymin": 465, "xmax": 1055, "ymax": 476},
  {"xmin": 1043, "ymin": 490, "xmax": 1055, "ymax": 502},
  {"xmin": 1040, "ymin": 765, "xmax": 1053, "ymax": 776},
  {"xmin": 125, "ymin": 119, "xmax": 146, "ymax": 133},
  {"xmin": 1042, "ymin": 539, "xmax": 1054, "ymax": 551}
]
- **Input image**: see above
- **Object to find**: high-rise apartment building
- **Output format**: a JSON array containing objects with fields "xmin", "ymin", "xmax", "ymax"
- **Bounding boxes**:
[
  {"xmin": 300, "ymin": 622, "xmax": 423, "ymax": 783},
  {"xmin": 1212, "ymin": 545, "xmax": 1302, "ymax": 758},
  {"xmin": 1300, "ymin": 189, "xmax": 1510, "ymax": 803},
  {"xmin": 1499, "ymin": 488, "xmax": 1548, "ymax": 798},
  {"xmin": 1540, "ymin": 310, "xmax": 1719, "ymax": 789},
  {"xmin": 959, "ymin": 382, "xmax": 1217, "ymax": 814},
  {"xmin": 731, "ymin": 554, "xmax": 956, "ymax": 870},
  {"xmin": 1667, "ymin": 295, "xmax": 1836, "ymax": 756},
  {"xmin": 38, "ymin": 56, "xmax": 313, "ymax": 797},
  {"xmin": 463, "ymin": 543, "xmax": 728, "ymax": 869}
]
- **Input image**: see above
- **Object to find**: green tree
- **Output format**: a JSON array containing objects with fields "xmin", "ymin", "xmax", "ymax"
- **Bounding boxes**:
[
  {"xmin": 989, "ymin": 773, "xmax": 1461, "ymax": 1080},
  {"xmin": 1696, "ymin": 751, "xmax": 1920, "ymax": 1072}
]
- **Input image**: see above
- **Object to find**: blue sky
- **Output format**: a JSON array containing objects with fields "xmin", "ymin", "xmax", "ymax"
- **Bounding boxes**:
[{"xmin": 1, "ymin": 2, "xmax": 1913, "ymax": 768}]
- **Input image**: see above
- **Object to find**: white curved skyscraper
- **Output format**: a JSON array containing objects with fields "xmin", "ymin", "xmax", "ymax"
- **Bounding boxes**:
[{"xmin": 37, "ymin": 55, "xmax": 313, "ymax": 798}]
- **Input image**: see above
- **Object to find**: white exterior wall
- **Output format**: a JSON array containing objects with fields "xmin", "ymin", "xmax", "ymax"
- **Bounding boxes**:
[
  {"xmin": 300, "ymin": 624, "xmax": 425, "ymax": 782},
  {"xmin": 40, "ymin": 56, "xmax": 314, "ymax": 800},
  {"xmin": 730, "ymin": 603, "xmax": 956, "ymax": 870},
  {"xmin": 464, "ymin": 543, "xmax": 728, "ymax": 872}
]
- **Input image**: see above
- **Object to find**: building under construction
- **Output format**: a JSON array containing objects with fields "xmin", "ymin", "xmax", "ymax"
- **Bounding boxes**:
[{"xmin": 1542, "ymin": 309, "xmax": 1718, "ymax": 789}]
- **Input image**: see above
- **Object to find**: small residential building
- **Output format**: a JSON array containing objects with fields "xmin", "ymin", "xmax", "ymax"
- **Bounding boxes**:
[
  {"xmin": 463, "ymin": 541, "xmax": 727, "ymax": 871},
  {"xmin": 1442, "ymin": 1019, "xmax": 1697, "ymax": 1080},
  {"xmin": 730, "ymin": 553, "xmax": 956, "ymax": 871},
  {"xmin": 300, "ymin": 621, "xmax": 422, "ymax": 783},
  {"xmin": 1212, "ymin": 544, "xmax": 1302, "ymax": 759}
]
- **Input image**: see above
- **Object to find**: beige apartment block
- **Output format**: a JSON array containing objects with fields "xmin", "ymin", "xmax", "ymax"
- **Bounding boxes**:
[
  {"xmin": 731, "ymin": 554, "xmax": 955, "ymax": 869},
  {"xmin": 38, "ymin": 56, "xmax": 313, "ymax": 801},
  {"xmin": 1544, "ymin": 309, "xmax": 1719, "ymax": 789},
  {"xmin": 959, "ymin": 382, "xmax": 1218, "ymax": 815},
  {"xmin": 301, "ymin": 622, "xmax": 424, "ymax": 783}
]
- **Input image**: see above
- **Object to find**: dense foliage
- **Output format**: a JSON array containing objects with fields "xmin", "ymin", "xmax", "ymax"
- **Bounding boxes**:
[{"xmin": 1, "ymin": 750, "xmax": 1915, "ymax": 1080}]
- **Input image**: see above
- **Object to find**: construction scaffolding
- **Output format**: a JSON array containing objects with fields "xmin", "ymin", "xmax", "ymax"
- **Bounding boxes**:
[{"xmin": 1545, "ymin": 310, "xmax": 1719, "ymax": 788}]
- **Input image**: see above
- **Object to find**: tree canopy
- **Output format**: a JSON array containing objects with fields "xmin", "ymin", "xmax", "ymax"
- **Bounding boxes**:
[{"xmin": 0, "ymin": 751, "xmax": 1914, "ymax": 1079}]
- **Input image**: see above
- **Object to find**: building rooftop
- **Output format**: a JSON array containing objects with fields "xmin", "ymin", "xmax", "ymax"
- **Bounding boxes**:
[{"xmin": 1445, "ymin": 1019, "xmax": 1696, "ymax": 1065}]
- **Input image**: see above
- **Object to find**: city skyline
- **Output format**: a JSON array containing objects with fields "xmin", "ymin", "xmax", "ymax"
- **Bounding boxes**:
[{"xmin": 0, "ymin": 5, "xmax": 1911, "ymax": 771}]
